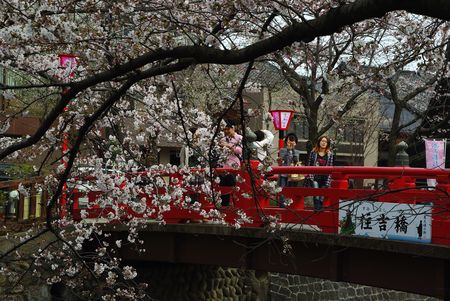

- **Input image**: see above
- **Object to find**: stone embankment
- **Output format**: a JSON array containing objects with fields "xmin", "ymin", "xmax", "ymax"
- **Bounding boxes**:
[
  {"xmin": 269, "ymin": 273, "xmax": 439, "ymax": 301},
  {"xmin": 139, "ymin": 262, "xmax": 439, "ymax": 301},
  {"xmin": 0, "ymin": 229, "xmax": 54, "ymax": 301}
]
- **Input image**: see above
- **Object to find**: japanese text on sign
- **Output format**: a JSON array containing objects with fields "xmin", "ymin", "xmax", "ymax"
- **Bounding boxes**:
[{"xmin": 339, "ymin": 200, "xmax": 432, "ymax": 243}]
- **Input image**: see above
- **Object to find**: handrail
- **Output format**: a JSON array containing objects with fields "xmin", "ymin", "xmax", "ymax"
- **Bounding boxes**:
[
  {"xmin": 269, "ymin": 166, "xmax": 450, "ymax": 178},
  {"xmin": 0, "ymin": 176, "xmax": 45, "ymax": 189},
  {"xmin": 76, "ymin": 166, "xmax": 449, "ymax": 180},
  {"xmin": 201, "ymin": 166, "xmax": 450, "ymax": 178},
  {"xmin": 0, "ymin": 176, "xmax": 47, "ymax": 222}
]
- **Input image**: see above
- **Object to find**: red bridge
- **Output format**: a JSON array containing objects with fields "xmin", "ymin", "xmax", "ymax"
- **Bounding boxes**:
[
  {"xmin": 69, "ymin": 165, "xmax": 450, "ymax": 299},
  {"xmin": 72, "ymin": 165, "xmax": 450, "ymax": 244}
]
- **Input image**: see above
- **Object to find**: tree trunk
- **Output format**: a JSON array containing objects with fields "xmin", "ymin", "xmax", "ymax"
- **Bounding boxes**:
[
  {"xmin": 387, "ymin": 104, "xmax": 402, "ymax": 166},
  {"xmin": 144, "ymin": 137, "xmax": 159, "ymax": 166}
]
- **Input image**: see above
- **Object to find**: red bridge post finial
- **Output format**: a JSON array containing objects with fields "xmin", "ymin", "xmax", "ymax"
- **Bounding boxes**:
[
  {"xmin": 435, "ymin": 174, "xmax": 450, "ymax": 194},
  {"xmin": 237, "ymin": 160, "xmax": 269, "ymax": 209}
]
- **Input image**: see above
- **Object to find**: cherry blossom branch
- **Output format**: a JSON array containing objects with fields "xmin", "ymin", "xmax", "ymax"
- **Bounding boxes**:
[{"xmin": 0, "ymin": 228, "xmax": 50, "ymax": 261}]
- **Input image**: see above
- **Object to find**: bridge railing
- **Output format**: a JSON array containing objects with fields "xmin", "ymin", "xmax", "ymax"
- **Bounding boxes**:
[
  {"xmin": 69, "ymin": 164, "xmax": 450, "ymax": 246},
  {"xmin": 0, "ymin": 177, "xmax": 48, "ymax": 223},
  {"xmin": 268, "ymin": 166, "xmax": 450, "ymax": 245}
]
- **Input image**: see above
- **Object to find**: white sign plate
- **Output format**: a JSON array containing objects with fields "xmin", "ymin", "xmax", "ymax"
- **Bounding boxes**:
[
  {"xmin": 339, "ymin": 200, "xmax": 432, "ymax": 243},
  {"xmin": 280, "ymin": 111, "xmax": 292, "ymax": 129}
]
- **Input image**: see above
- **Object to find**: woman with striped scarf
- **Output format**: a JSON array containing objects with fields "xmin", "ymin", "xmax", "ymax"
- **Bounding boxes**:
[{"xmin": 306, "ymin": 135, "xmax": 334, "ymax": 211}]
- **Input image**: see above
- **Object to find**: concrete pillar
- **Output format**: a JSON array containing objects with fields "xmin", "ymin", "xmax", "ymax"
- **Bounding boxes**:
[{"xmin": 395, "ymin": 141, "xmax": 409, "ymax": 167}]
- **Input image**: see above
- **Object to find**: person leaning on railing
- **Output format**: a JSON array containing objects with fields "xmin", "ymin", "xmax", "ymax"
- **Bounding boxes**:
[
  {"xmin": 277, "ymin": 133, "xmax": 301, "ymax": 207},
  {"xmin": 218, "ymin": 120, "xmax": 243, "ymax": 206},
  {"xmin": 305, "ymin": 135, "xmax": 334, "ymax": 211},
  {"xmin": 244, "ymin": 127, "xmax": 274, "ymax": 162}
]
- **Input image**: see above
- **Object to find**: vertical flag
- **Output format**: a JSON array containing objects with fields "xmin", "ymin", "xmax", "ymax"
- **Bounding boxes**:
[
  {"xmin": 424, "ymin": 139, "xmax": 446, "ymax": 187},
  {"xmin": 58, "ymin": 54, "xmax": 78, "ymax": 219},
  {"xmin": 59, "ymin": 54, "xmax": 78, "ymax": 80}
]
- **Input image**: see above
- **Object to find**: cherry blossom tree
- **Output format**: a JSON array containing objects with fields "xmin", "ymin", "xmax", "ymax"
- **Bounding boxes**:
[{"xmin": 271, "ymin": 9, "xmax": 448, "ymax": 165}]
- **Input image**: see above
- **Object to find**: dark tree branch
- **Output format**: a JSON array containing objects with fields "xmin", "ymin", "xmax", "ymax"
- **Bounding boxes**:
[
  {"xmin": 401, "ymin": 75, "xmax": 438, "ymax": 103},
  {"xmin": 0, "ymin": 0, "xmax": 448, "ymax": 163},
  {"xmin": 0, "ymin": 60, "xmax": 192, "ymax": 161},
  {"xmin": 318, "ymin": 87, "xmax": 369, "ymax": 135}
]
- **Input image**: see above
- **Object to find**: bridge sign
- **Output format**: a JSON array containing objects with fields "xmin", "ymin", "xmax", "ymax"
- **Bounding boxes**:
[{"xmin": 339, "ymin": 200, "xmax": 432, "ymax": 243}]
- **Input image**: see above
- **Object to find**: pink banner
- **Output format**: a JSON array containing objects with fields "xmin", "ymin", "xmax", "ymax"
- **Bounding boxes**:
[
  {"xmin": 270, "ymin": 111, "xmax": 280, "ymax": 129},
  {"xmin": 424, "ymin": 139, "xmax": 446, "ymax": 187}
]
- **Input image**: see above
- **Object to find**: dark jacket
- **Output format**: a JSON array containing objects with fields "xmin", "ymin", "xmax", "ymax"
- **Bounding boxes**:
[
  {"xmin": 279, "ymin": 148, "xmax": 301, "ymax": 177},
  {"xmin": 306, "ymin": 150, "xmax": 334, "ymax": 187}
]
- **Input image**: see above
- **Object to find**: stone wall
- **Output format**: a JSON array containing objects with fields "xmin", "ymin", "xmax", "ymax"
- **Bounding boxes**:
[
  {"xmin": 137, "ymin": 262, "xmax": 269, "ymax": 301},
  {"xmin": 0, "ymin": 260, "xmax": 52, "ymax": 301},
  {"xmin": 134, "ymin": 263, "xmax": 440, "ymax": 301},
  {"xmin": 269, "ymin": 273, "xmax": 439, "ymax": 301},
  {"xmin": 0, "ymin": 258, "xmax": 442, "ymax": 300},
  {"xmin": 0, "ymin": 232, "xmax": 52, "ymax": 301}
]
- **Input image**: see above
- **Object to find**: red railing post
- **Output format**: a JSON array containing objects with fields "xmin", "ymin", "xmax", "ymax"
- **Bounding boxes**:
[
  {"xmin": 327, "ymin": 172, "xmax": 348, "ymax": 233},
  {"xmin": 237, "ymin": 161, "xmax": 269, "ymax": 209},
  {"xmin": 433, "ymin": 174, "xmax": 450, "ymax": 245},
  {"xmin": 72, "ymin": 188, "xmax": 79, "ymax": 211},
  {"xmin": 250, "ymin": 160, "xmax": 269, "ymax": 208},
  {"xmin": 286, "ymin": 193, "xmax": 304, "ymax": 210},
  {"xmin": 388, "ymin": 175, "xmax": 415, "ymax": 190},
  {"xmin": 435, "ymin": 174, "xmax": 450, "ymax": 194},
  {"xmin": 330, "ymin": 172, "xmax": 348, "ymax": 189}
]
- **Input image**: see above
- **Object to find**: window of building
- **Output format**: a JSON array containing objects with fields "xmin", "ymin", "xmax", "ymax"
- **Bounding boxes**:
[
  {"xmin": 169, "ymin": 150, "xmax": 180, "ymax": 166},
  {"xmin": 335, "ymin": 119, "xmax": 365, "ymax": 143},
  {"xmin": 287, "ymin": 113, "xmax": 309, "ymax": 139}
]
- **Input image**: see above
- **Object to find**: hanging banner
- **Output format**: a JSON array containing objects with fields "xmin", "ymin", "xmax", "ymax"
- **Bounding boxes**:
[
  {"xmin": 271, "ymin": 112, "xmax": 280, "ymax": 130},
  {"xmin": 269, "ymin": 110, "xmax": 294, "ymax": 130},
  {"xmin": 339, "ymin": 200, "xmax": 432, "ymax": 243},
  {"xmin": 280, "ymin": 111, "xmax": 292, "ymax": 129},
  {"xmin": 424, "ymin": 139, "xmax": 446, "ymax": 187}
]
